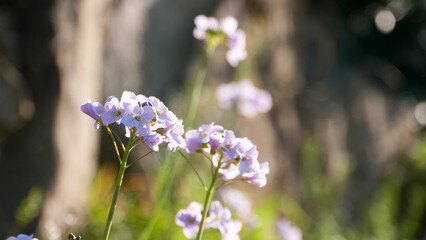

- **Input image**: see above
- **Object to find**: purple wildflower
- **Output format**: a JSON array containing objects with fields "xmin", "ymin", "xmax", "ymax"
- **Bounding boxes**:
[
  {"xmin": 101, "ymin": 96, "xmax": 124, "ymax": 125},
  {"xmin": 218, "ymin": 163, "xmax": 240, "ymax": 181},
  {"xmin": 6, "ymin": 234, "xmax": 38, "ymax": 240},
  {"xmin": 185, "ymin": 129, "xmax": 204, "ymax": 153},
  {"xmin": 220, "ymin": 132, "xmax": 260, "ymax": 176},
  {"xmin": 225, "ymin": 137, "xmax": 260, "ymax": 176},
  {"xmin": 243, "ymin": 162, "xmax": 270, "ymax": 188},
  {"xmin": 122, "ymin": 103, "xmax": 156, "ymax": 135},
  {"xmin": 193, "ymin": 15, "xmax": 247, "ymax": 67},
  {"xmin": 143, "ymin": 133, "xmax": 162, "ymax": 152},
  {"xmin": 81, "ymin": 90, "xmax": 185, "ymax": 152},
  {"xmin": 221, "ymin": 220, "xmax": 243, "ymax": 240},
  {"xmin": 193, "ymin": 15, "xmax": 219, "ymax": 40},
  {"xmin": 80, "ymin": 100, "xmax": 104, "ymax": 129},
  {"xmin": 216, "ymin": 79, "xmax": 272, "ymax": 118},
  {"xmin": 199, "ymin": 123, "xmax": 224, "ymax": 153},
  {"xmin": 184, "ymin": 123, "xmax": 270, "ymax": 187},
  {"xmin": 276, "ymin": 218, "xmax": 303, "ymax": 240},
  {"xmin": 221, "ymin": 16, "xmax": 238, "ymax": 36},
  {"xmin": 176, "ymin": 202, "xmax": 204, "ymax": 239},
  {"xmin": 147, "ymin": 96, "xmax": 177, "ymax": 125},
  {"xmin": 206, "ymin": 201, "xmax": 242, "ymax": 240},
  {"xmin": 226, "ymin": 30, "xmax": 247, "ymax": 67},
  {"xmin": 184, "ymin": 123, "xmax": 224, "ymax": 154},
  {"xmin": 164, "ymin": 119, "xmax": 186, "ymax": 152}
]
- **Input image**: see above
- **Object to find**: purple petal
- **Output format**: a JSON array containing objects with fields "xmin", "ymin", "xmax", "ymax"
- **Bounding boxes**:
[
  {"xmin": 210, "ymin": 132, "xmax": 224, "ymax": 152},
  {"xmin": 219, "ymin": 164, "xmax": 240, "ymax": 181},
  {"xmin": 101, "ymin": 111, "xmax": 121, "ymax": 126},
  {"xmin": 122, "ymin": 115, "xmax": 139, "ymax": 128},
  {"xmin": 221, "ymin": 16, "xmax": 238, "ymax": 36},
  {"xmin": 120, "ymin": 90, "xmax": 136, "ymax": 101},
  {"xmin": 81, "ymin": 101, "xmax": 104, "ymax": 120},
  {"xmin": 183, "ymin": 225, "xmax": 200, "ymax": 239},
  {"xmin": 244, "ymin": 162, "xmax": 269, "ymax": 187},
  {"xmin": 144, "ymin": 134, "xmax": 162, "ymax": 151},
  {"xmin": 136, "ymin": 122, "xmax": 152, "ymax": 136},
  {"xmin": 141, "ymin": 106, "xmax": 156, "ymax": 122},
  {"xmin": 122, "ymin": 99, "xmax": 141, "ymax": 115},
  {"xmin": 136, "ymin": 94, "xmax": 147, "ymax": 104},
  {"xmin": 104, "ymin": 96, "xmax": 119, "ymax": 110},
  {"xmin": 185, "ymin": 130, "xmax": 202, "ymax": 153}
]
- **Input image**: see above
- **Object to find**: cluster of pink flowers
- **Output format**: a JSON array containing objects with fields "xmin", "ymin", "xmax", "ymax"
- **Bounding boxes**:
[
  {"xmin": 81, "ymin": 91, "xmax": 185, "ymax": 152},
  {"xmin": 193, "ymin": 15, "xmax": 247, "ymax": 67},
  {"xmin": 216, "ymin": 79, "xmax": 273, "ymax": 118},
  {"xmin": 185, "ymin": 123, "xmax": 269, "ymax": 188},
  {"xmin": 176, "ymin": 201, "xmax": 242, "ymax": 240}
]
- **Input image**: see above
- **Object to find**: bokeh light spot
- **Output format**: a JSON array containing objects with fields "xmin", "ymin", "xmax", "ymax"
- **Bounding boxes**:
[
  {"xmin": 414, "ymin": 102, "xmax": 426, "ymax": 126},
  {"xmin": 375, "ymin": 9, "xmax": 396, "ymax": 34}
]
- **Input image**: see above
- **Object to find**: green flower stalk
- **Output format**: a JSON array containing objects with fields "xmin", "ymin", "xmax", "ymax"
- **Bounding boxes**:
[
  {"xmin": 195, "ymin": 161, "xmax": 220, "ymax": 240},
  {"xmin": 185, "ymin": 42, "xmax": 217, "ymax": 128},
  {"xmin": 139, "ymin": 37, "xmax": 217, "ymax": 240},
  {"xmin": 103, "ymin": 128, "xmax": 136, "ymax": 240}
]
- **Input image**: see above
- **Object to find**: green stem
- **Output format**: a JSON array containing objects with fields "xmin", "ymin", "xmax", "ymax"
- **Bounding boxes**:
[
  {"xmin": 103, "ymin": 129, "xmax": 136, "ymax": 240},
  {"xmin": 185, "ymin": 45, "xmax": 216, "ymax": 129},
  {"xmin": 196, "ymin": 165, "xmax": 220, "ymax": 240},
  {"xmin": 139, "ymin": 45, "xmax": 216, "ymax": 240}
]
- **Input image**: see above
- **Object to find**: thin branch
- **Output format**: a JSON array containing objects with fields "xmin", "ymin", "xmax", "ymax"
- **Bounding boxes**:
[
  {"xmin": 201, "ymin": 151, "xmax": 214, "ymax": 166},
  {"xmin": 130, "ymin": 140, "xmax": 143, "ymax": 151},
  {"xmin": 106, "ymin": 127, "xmax": 122, "ymax": 164},
  {"xmin": 109, "ymin": 127, "xmax": 125, "ymax": 151},
  {"xmin": 216, "ymin": 178, "xmax": 239, "ymax": 190},
  {"xmin": 131, "ymin": 137, "xmax": 144, "ymax": 148},
  {"xmin": 126, "ymin": 150, "xmax": 155, "ymax": 168},
  {"xmin": 201, "ymin": 151, "xmax": 215, "ymax": 175},
  {"xmin": 178, "ymin": 150, "xmax": 207, "ymax": 191}
]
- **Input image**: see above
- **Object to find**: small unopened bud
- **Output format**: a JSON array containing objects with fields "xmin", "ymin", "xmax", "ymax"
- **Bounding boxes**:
[{"xmin": 68, "ymin": 233, "xmax": 82, "ymax": 240}]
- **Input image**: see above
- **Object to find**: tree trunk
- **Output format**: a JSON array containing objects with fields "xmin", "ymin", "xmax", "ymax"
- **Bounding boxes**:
[{"xmin": 37, "ymin": 0, "xmax": 110, "ymax": 238}]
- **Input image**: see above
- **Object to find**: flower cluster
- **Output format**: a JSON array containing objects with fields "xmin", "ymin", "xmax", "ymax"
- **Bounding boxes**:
[
  {"xmin": 175, "ymin": 202, "xmax": 203, "ymax": 239},
  {"xmin": 176, "ymin": 201, "xmax": 242, "ymax": 240},
  {"xmin": 81, "ymin": 91, "xmax": 185, "ymax": 152},
  {"xmin": 216, "ymin": 79, "xmax": 273, "ymax": 118},
  {"xmin": 6, "ymin": 234, "xmax": 38, "ymax": 240},
  {"xmin": 185, "ymin": 123, "xmax": 269, "ymax": 187},
  {"xmin": 276, "ymin": 218, "xmax": 303, "ymax": 240},
  {"xmin": 193, "ymin": 15, "xmax": 247, "ymax": 67}
]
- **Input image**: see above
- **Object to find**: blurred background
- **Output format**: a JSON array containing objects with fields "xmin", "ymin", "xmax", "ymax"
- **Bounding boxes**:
[{"xmin": 0, "ymin": 0, "xmax": 425, "ymax": 239}]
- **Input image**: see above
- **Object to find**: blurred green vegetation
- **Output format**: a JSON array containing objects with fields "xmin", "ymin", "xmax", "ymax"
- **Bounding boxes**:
[{"xmin": 10, "ymin": 186, "xmax": 43, "ymax": 236}]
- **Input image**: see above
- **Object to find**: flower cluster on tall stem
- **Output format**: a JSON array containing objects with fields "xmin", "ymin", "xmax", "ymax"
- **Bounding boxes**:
[
  {"xmin": 79, "ymin": 12, "xmax": 272, "ymax": 240},
  {"xmin": 176, "ymin": 201, "xmax": 242, "ymax": 240},
  {"xmin": 185, "ymin": 123, "xmax": 270, "ymax": 188},
  {"xmin": 81, "ymin": 90, "xmax": 185, "ymax": 152},
  {"xmin": 176, "ymin": 123, "xmax": 269, "ymax": 239},
  {"xmin": 216, "ymin": 79, "xmax": 273, "ymax": 118},
  {"xmin": 193, "ymin": 15, "xmax": 247, "ymax": 67},
  {"xmin": 138, "ymin": 14, "xmax": 245, "ymax": 240},
  {"xmin": 81, "ymin": 91, "xmax": 185, "ymax": 240}
]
